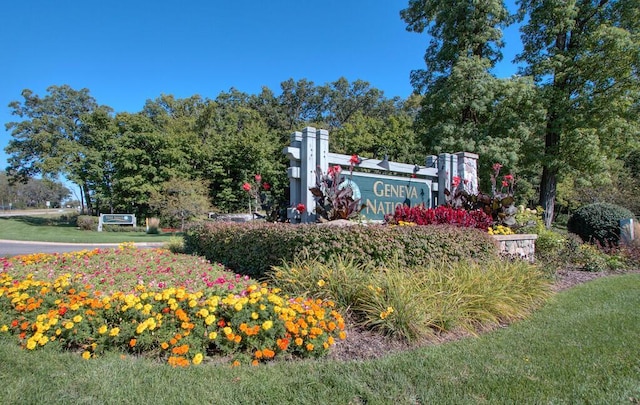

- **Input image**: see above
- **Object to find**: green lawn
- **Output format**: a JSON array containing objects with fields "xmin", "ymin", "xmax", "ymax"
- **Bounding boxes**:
[
  {"xmin": 1, "ymin": 274, "xmax": 638, "ymax": 404},
  {"xmin": 0, "ymin": 215, "xmax": 178, "ymax": 243}
]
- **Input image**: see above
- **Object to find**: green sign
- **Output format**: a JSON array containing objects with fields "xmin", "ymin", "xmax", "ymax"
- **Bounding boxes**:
[
  {"xmin": 102, "ymin": 214, "xmax": 135, "ymax": 224},
  {"xmin": 347, "ymin": 173, "xmax": 431, "ymax": 220}
]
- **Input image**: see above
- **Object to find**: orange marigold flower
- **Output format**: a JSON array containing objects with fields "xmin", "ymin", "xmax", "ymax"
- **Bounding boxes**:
[
  {"xmin": 129, "ymin": 339, "xmax": 137, "ymax": 347},
  {"xmin": 251, "ymin": 359, "xmax": 259, "ymax": 367},
  {"xmin": 295, "ymin": 337, "xmax": 303, "ymax": 346},
  {"xmin": 306, "ymin": 343, "xmax": 314, "ymax": 351},
  {"xmin": 262, "ymin": 348, "xmax": 275, "ymax": 359},
  {"xmin": 171, "ymin": 344, "xmax": 189, "ymax": 355},
  {"xmin": 254, "ymin": 350, "xmax": 263, "ymax": 359},
  {"xmin": 231, "ymin": 360, "xmax": 241, "ymax": 367},
  {"xmin": 276, "ymin": 338, "xmax": 289, "ymax": 351}
]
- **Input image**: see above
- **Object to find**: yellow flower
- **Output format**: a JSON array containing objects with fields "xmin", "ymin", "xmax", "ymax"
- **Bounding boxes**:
[
  {"xmin": 317, "ymin": 279, "xmax": 326, "ymax": 287},
  {"xmin": 205, "ymin": 315, "xmax": 216, "ymax": 326},
  {"xmin": 82, "ymin": 351, "xmax": 91, "ymax": 360},
  {"xmin": 192, "ymin": 353, "xmax": 203, "ymax": 365},
  {"xmin": 109, "ymin": 327, "xmax": 120, "ymax": 337},
  {"xmin": 98, "ymin": 325, "xmax": 108, "ymax": 334},
  {"xmin": 262, "ymin": 320, "xmax": 273, "ymax": 331},
  {"xmin": 234, "ymin": 302, "xmax": 243, "ymax": 311},
  {"xmin": 251, "ymin": 312, "xmax": 259, "ymax": 320},
  {"xmin": 26, "ymin": 339, "xmax": 37, "ymax": 350},
  {"xmin": 208, "ymin": 331, "xmax": 217, "ymax": 340}
]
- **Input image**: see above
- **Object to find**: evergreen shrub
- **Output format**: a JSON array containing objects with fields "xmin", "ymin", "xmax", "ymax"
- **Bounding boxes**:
[
  {"xmin": 183, "ymin": 222, "xmax": 499, "ymax": 278},
  {"xmin": 567, "ymin": 202, "xmax": 635, "ymax": 245}
]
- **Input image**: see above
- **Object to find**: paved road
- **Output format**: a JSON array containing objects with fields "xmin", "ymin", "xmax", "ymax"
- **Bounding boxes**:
[{"xmin": 0, "ymin": 240, "xmax": 163, "ymax": 257}]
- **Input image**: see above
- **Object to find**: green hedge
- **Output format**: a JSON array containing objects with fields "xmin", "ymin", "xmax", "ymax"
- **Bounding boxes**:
[
  {"xmin": 567, "ymin": 202, "xmax": 635, "ymax": 245},
  {"xmin": 183, "ymin": 222, "xmax": 500, "ymax": 278}
]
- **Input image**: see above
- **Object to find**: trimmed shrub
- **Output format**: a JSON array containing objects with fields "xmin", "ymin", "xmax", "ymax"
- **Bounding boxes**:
[
  {"xmin": 102, "ymin": 224, "xmax": 145, "ymax": 233},
  {"xmin": 183, "ymin": 222, "xmax": 499, "ymax": 278},
  {"xmin": 77, "ymin": 215, "xmax": 98, "ymax": 231},
  {"xmin": 567, "ymin": 202, "xmax": 635, "ymax": 245}
]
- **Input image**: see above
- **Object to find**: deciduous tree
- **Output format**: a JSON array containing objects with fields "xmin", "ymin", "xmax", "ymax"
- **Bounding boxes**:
[{"xmin": 516, "ymin": 0, "xmax": 640, "ymax": 226}]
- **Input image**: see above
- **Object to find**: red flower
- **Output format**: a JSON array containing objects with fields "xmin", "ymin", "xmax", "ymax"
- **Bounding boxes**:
[
  {"xmin": 262, "ymin": 182, "xmax": 271, "ymax": 191},
  {"xmin": 452, "ymin": 176, "xmax": 461, "ymax": 188},
  {"xmin": 242, "ymin": 183, "xmax": 251, "ymax": 192},
  {"xmin": 254, "ymin": 174, "xmax": 262, "ymax": 182},
  {"xmin": 296, "ymin": 203, "xmax": 306, "ymax": 213},
  {"xmin": 327, "ymin": 165, "xmax": 342, "ymax": 176},
  {"xmin": 502, "ymin": 180, "xmax": 509, "ymax": 187},
  {"xmin": 349, "ymin": 154, "xmax": 361, "ymax": 165},
  {"xmin": 504, "ymin": 174, "xmax": 514, "ymax": 182},
  {"xmin": 58, "ymin": 307, "xmax": 67, "ymax": 316}
]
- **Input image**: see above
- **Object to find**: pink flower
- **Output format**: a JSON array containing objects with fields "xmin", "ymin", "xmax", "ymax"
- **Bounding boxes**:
[
  {"xmin": 327, "ymin": 165, "xmax": 341, "ymax": 176},
  {"xmin": 262, "ymin": 182, "xmax": 271, "ymax": 191},
  {"xmin": 452, "ymin": 176, "xmax": 461, "ymax": 188},
  {"xmin": 492, "ymin": 163, "xmax": 503, "ymax": 172},
  {"xmin": 296, "ymin": 203, "xmax": 306, "ymax": 213},
  {"xmin": 349, "ymin": 154, "xmax": 361, "ymax": 165},
  {"xmin": 254, "ymin": 174, "xmax": 262, "ymax": 182},
  {"xmin": 242, "ymin": 183, "xmax": 251, "ymax": 192},
  {"xmin": 502, "ymin": 180, "xmax": 509, "ymax": 187}
]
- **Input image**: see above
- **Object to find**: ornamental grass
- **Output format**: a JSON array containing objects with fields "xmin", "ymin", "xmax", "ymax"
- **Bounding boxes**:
[
  {"xmin": 270, "ymin": 256, "xmax": 551, "ymax": 342},
  {"xmin": 0, "ymin": 245, "xmax": 345, "ymax": 367}
]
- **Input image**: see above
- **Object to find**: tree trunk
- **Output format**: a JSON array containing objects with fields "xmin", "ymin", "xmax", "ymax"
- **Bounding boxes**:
[
  {"xmin": 539, "ymin": 164, "xmax": 557, "ymax": 228},
  {"xmin": 82, "ymin": 183, "xmax": 93, "ymax": 215},
  {"xmin": 538, "ymin": 31, "xmax": 569, "ymax": 228}
]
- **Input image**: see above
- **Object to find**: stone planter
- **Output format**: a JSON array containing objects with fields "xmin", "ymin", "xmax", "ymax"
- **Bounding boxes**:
[{"xmin": 492, "ymin": 234, "xmax": 538, "ymax": 262}]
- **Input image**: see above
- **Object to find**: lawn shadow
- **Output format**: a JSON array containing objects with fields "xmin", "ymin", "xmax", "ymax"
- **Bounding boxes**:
[{"xmin": 0, "ymin": 215, "xmax": 78, "ymax": 228}]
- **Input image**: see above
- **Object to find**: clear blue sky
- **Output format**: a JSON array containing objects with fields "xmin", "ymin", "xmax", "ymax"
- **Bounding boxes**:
[{"xmin": 0, "ymin": 0, "xmax": 521, "ymax": 172}]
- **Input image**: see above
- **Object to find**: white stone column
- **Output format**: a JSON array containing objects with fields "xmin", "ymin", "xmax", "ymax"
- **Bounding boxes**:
[{"xmin": 455, "ymin": 152, "xmax": 479, "ymax": 194}]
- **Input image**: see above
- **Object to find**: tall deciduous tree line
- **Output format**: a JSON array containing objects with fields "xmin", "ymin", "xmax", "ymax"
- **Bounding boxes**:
[
  {"xmin": 4, "ymin": 79, "xmax": 420, "ymax": 220},
  {"xmin": 4, "ymin": 0, "xmax": 639, "ymax": 224}
]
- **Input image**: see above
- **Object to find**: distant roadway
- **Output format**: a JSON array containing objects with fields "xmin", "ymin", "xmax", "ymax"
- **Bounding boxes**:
[{"xmin": 0, "ymin": 209, "xmax": 163, "ymax": 257}]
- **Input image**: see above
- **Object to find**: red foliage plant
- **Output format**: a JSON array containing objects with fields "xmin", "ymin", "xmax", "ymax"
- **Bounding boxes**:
[{"xmin": 390, "ymin": 204, "xmax": 493, "ymax": 230}]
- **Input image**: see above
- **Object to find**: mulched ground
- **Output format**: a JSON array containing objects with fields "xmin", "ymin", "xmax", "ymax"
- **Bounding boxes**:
[{"xmin": 326, "ymin": 269, "xmax": 640, "ymax": 362}]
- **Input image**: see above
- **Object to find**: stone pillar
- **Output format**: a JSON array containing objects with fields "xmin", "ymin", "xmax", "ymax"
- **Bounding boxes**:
[{"xmin": 455, "ymin": 152, "xmax": 479, "ymax": 194}]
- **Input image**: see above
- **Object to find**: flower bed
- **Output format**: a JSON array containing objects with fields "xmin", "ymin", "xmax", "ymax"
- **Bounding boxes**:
[{"xmin": 0, "ymin": 246, "xmax": 345, "ymax": 367}]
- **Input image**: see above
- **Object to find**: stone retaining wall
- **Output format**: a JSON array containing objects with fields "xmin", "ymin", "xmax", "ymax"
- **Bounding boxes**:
[{"xmin": 493, "ymin": 234, "xmax": 538, "ymax": 262}]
